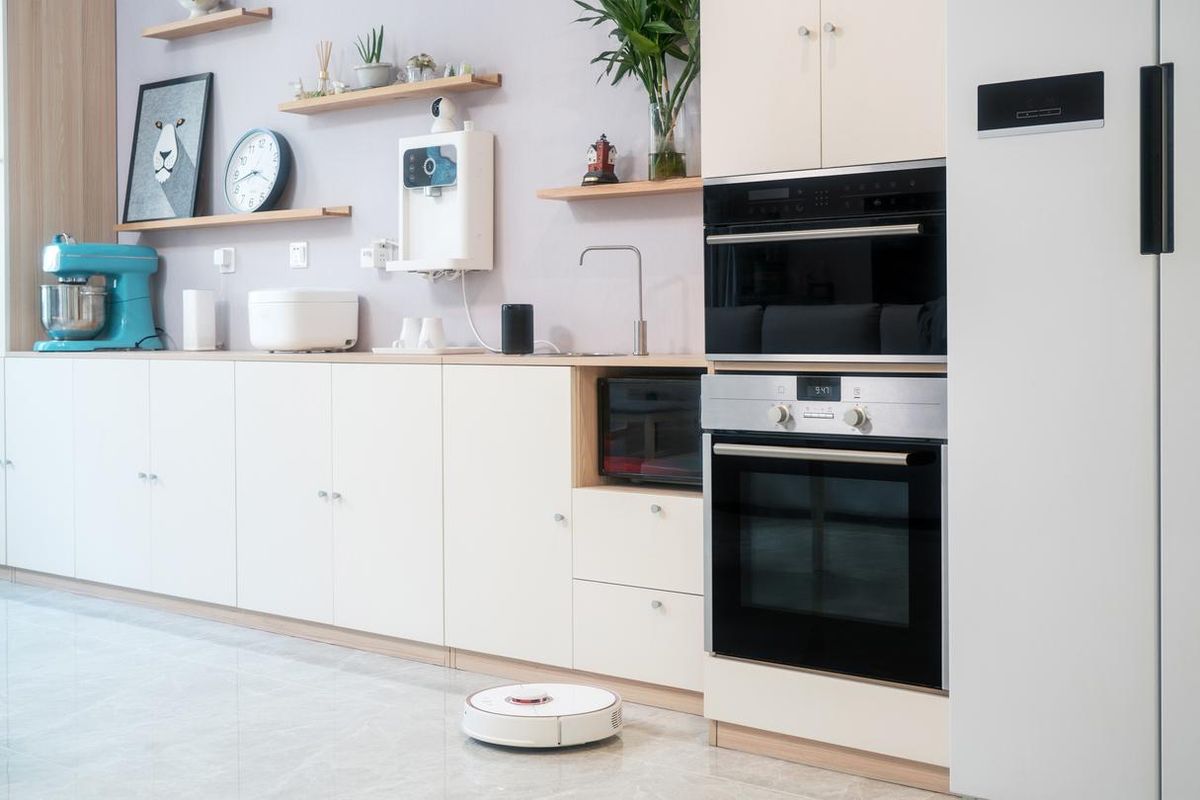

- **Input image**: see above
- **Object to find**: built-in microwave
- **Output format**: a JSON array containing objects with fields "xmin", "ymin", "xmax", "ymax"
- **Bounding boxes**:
[
  {"xmin": 704, "ymin": 159, "xmax": 947, "ymax": 362},
  {"xmin": 599, "ymin": 376, "xmax": 702, "ymax": 487}
]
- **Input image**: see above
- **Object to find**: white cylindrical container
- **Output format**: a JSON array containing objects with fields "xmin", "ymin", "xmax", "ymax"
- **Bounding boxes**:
[{"xmin": 182, "ymin": 289, "xmax": 217, "ymax": 351}]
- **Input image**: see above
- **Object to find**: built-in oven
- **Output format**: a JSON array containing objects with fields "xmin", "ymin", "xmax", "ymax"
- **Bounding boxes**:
[
  {"xmin": 704, "ymin": 160, "xmax": 946, "ymax": 362},
  {"xmin": 702, "ymin": 373, "xmax": 948, "ymax": 689}
]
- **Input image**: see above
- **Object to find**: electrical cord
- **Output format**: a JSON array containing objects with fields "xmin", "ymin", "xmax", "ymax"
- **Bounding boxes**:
[{"xmin": 459, "ymin": 271, "xmax": 560, "ymax": 354}]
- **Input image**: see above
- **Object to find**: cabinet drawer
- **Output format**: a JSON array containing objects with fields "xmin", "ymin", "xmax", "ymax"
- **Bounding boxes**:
[
  {"xmin": 572, "ymin": 487, "xmax": 703, "ymax": 594},
  {"xmin": 573, "ymin": 580, "xmax": 703, "ymax": 691}
]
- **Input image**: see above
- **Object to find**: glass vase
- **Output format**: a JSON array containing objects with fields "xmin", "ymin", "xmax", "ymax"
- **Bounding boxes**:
[{"xmin": 648, "ymin": 102, "xmax": 688, "ymax": 181}]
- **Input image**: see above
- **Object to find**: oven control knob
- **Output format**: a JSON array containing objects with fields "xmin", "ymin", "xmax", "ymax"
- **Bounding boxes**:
[
  {"xmin": 844, "ymin": 406, "xmax": 870, "ymax": 429},
  {"xmin": 767, "ymin": 404, "xmax": 791, "ymax": 425}
]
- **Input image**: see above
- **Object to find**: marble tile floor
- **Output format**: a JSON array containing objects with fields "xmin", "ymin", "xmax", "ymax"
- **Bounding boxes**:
[{"xmin": 0, "ymin": 581, "xmax": 952, "ymax": 800}]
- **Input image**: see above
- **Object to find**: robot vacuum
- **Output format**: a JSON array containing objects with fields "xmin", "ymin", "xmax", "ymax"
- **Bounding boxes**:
[{"xmin": 462, "ymin": 683, "xmax": 623, "ymax": 748}]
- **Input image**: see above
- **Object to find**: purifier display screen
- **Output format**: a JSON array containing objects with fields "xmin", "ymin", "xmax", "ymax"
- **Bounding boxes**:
[{"xmin": 403, "ymin": 145, "xmax": 458, "ymax": 189}]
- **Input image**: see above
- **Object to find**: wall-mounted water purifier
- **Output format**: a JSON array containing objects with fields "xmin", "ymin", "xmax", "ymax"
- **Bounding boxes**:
[{"xmin": 387, "ymin": 103, "xmax": 494, "ymax": 273}]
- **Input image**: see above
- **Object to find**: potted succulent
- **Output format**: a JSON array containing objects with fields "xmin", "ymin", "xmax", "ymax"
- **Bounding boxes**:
[
  {"xmin": 574, "ymin": 0, "xmax": 700, "ymax": 180},
  {"xmin": 354, "ymin": 26, "xmax": 394, "ymax": 89},
  {"xmin": 406, "ymin": 53, "xmax": 437, "ymax": 83}
]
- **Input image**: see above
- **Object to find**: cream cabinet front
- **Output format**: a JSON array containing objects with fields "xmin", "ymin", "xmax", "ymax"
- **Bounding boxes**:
[
  {"xmin": 235, "ymin": 362, "xmax": 335, "ymax": 623},
  {"xmin": 700, "ymin": 0, "xmax": 946, "ymax": 176},
  {"xmin": 5, "ymin": 357, "xmax": 73, "ymax": 575},
  {"xmin": 443, "ymin": 365, "xmax": 574, "ymax": 668},
  {"xmin": 73, "ymin": 359, "xmax": 152, "ymax": 590},
  {"xmin": 148, "ymin": 361, "xmax": 237, "ymax": 606},
  {"xmin": 331, "ymin": 364, "xmax": 444, "ymax": 644}
]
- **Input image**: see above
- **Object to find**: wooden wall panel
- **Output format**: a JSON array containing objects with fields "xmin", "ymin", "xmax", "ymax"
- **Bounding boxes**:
[{"xmin": 7, "ymin": 0, "xmax": 117, "ymax": 351}]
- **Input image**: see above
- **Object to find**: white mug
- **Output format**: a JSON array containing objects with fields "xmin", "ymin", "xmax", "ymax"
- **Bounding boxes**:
[
  {"xmin": 418, "ymin": 317, "xmax": 446, "ymax": 350},
  {"xmin": 392, "ymin": 317, "xmax": 422, "ymax": 350}
]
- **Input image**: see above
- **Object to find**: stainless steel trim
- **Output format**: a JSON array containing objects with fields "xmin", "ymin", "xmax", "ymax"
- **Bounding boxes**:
[
  {"xmin": 940, "ymin": 444, "xmax": 949, "ymax": 691},
  {"xmin": 702, "ymin": 158, "xmax": 947, "ymax": 187},
  {"xmin": 706, "ymin": 223, "xmax": 922, "ymax": 246},
  {"xmin": 705, "ymin": 353, "xmax": 948, "ymax": 364},
  {"xmin": 703, "ymin": 432, "xmax": 714, "ymax": 653},
  {"xmin": 712, "ymin": 442, "xmax": 913, "ymax": 466},
  {"xmin": 977, "ymin": 119, "xmax": 1104, "ymax": 139}
]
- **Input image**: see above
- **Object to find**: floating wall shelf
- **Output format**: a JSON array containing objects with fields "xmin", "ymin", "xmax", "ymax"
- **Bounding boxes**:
[
  {"xmin": 278, "ymin": 73, "xmax": 502, "ymax": 115},
  {"xmin": 536, "ymin": 177, "xmax": 702, "ymax": 201},
  {"xmin": 142, "ymin": 7, "xmax": 273, "ymax": 40},
  {"xmin": 114, "ymin": 206, "xmax": 352, "ymax": 233}
]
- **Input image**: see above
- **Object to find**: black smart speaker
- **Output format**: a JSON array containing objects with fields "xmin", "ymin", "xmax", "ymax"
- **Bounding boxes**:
[{"xmin": 501, "ymin": 304, "xmax": 534, "ymax": 354}]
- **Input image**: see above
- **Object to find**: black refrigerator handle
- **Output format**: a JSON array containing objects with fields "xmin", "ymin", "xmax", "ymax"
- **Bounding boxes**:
[{"xmin": 1141, "ymin": 63, "xmax": 1175, "ymax": 255}]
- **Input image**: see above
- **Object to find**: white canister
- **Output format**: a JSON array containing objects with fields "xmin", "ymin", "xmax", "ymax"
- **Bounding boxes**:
[{"xmin": 182, "ymin": 289, "xmax": 217, "ymax": 351}]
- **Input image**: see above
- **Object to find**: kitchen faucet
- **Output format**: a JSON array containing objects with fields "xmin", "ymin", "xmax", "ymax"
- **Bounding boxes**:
[{"xmin": 578, "ymin": 245, "xmax": 647, "ymax": 356}]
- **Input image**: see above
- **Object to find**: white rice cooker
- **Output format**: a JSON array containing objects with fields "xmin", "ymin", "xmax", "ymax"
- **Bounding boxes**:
[{"xmin": 247, "ymin": 288, "xmax": 359, "ymax": 352}]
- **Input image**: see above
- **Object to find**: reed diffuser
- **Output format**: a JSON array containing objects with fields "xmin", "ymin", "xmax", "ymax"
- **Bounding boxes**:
[{"xmin": 315, "ymin": 40, "xmax": 333, "ymax": 95}]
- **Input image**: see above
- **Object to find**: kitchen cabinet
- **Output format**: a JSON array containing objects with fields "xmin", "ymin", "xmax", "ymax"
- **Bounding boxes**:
[
  {"xmin": 443, "ymin": 365, "xmax": 574, "ymax": 667},
  {"xmin": 574, "ymin": 580, "xmax": 704, "ymax": 691},
  {"xmin": 700, "ymin": 0, "xmax": 945, "ymax": 176},
  {"xmin": 149, "ymin": 361, "xmax": 236, "ymax": 606},
  {"xmin": 700, "ymin": 0, "xmax": 822, "ymax": 177},
  {"xmin": 819, "ymin": 0, "xmax": 946, "ymax": 168},
  {"xmin": 73, "ymin": 360, "xmax": 152, "ymax": 589},
  {"xmin": 331, "ymin": 364, "xmax": 443, "ymax": 644},
  {"xmin": 235, "ymin": 362, "xmax": 334, "ymax": 623},
  {"xmin": 0, "ymin": 360, "xmax": 6, "ymax": 564},
  {"xmin": 6, "ymin": 358, "xmax": 74, "ymax": 576}
]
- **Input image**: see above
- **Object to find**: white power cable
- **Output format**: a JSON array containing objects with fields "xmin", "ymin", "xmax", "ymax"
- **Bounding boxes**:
[{"xmin": 459, "ymin": 271, "xmax": 560, "ymax": 354}]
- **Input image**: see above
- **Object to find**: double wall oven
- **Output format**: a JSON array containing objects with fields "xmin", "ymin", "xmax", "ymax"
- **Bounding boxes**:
[
  {"xmin": 705, "ymin": 160, "xmax": 947, "ymax": 362},
  {"xmin": 702, "ymin": 373, "xmax": 948, "ymax": 690}
]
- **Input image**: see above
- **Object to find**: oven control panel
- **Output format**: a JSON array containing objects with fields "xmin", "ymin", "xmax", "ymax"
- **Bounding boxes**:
[{"xmin": 701, "ymin": 374, "xmax": 947, "ymax": 441}]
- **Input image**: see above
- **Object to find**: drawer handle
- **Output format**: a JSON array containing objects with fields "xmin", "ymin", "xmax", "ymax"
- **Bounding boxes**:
[
  {"xmin": 649, "ymin": 504, "xmax": 663, "ymax": 515},
  {"xmin": 650, "ymin": 600, "xmax": 663, "ymax": 610}
]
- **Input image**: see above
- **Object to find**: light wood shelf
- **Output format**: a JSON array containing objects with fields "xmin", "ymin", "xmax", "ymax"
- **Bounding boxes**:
[
  {"xmin": 142, "ymin": 7, "xmax": 272, "ymax": 40},
  {"xmin": 278, "ymin": 73, "xmax": 502, "ymax": 115},
  {"xmin": 114, "ymin": 206, "xmax": 351, "ymax": 233},
  {"xmin": 536, "ymin": 177, "xmax": 702, "ymax": 201}
]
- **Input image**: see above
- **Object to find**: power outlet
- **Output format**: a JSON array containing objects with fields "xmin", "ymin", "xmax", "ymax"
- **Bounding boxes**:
[
  {"xmin": 213, "ymin": 247, "xmax": 235, "ymax": 274},
  {"xmin": 289, "ymin": 242, "xmax": 309, "ymax": 269}
]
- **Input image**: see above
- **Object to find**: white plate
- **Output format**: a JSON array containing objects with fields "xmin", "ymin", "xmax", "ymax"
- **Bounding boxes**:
[{"xmin": 371, "ymin": 346, "xmax": 487, "ymax": 355}]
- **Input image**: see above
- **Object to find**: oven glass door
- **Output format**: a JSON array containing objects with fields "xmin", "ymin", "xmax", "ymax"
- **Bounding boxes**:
[
  {"xmin": 707, "ymin": 433, "xmax": 944, "ymax": 688},
  {"xmin": 705, "ymin": 215, "xmax": 946, "ymax": 358}
]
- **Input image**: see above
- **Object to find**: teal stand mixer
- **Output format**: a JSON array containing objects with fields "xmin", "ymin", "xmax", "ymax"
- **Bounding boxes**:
[{"xmin": 34, "ymin": 235, "xmax": 165, "ymax": 352}]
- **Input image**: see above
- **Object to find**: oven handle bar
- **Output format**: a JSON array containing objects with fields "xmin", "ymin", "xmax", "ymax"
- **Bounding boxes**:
[
  {"xmin": 712, "ymin": 442, "xmax": 914, "ymax": 466},
  {"xmin": 705, "ymin": 223, "xmax": 923, "ymax": 246}
]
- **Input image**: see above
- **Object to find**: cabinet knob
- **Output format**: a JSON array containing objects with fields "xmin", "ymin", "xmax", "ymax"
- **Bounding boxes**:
[
  {"xmin": 823, "ymin": 22, "xmax": 837, "ymax": 33},
  {"xmin": 317, "ymin": 490, "xmax": 329, "ymax": 499},
  {"xmin": 1, "ymin": 459, "xmax": 10, "ymax": 467},
  {"xmin": 137, "ymin": 472, "xmax": 148, "ymax": 480},
  {"xmin": 147, "ymin": 474, "xmax": 158, "ymax": 482},
  {"xmin": 651, "ymin": 600, "xmax": 664, "ymax": 610},
  {"xmin": 553, "ymin": 513, "xmax": 566, "ymax": 523},
  {"xmin": 649, "ymin": 504, "xmax": 663, "ymax": 514},
  {"xmin": 331, "ymin": 492, "xmax": 342, "ymax": 502},
  {"xmin": 797, "ymin": 25, "xmax": 810, "ymax": 37}
]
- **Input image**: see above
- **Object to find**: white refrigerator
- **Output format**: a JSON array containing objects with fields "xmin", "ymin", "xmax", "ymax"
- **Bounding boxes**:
[{"xmin": 949, "ymin": 1, "xmax": 1198, "ymax": 798}]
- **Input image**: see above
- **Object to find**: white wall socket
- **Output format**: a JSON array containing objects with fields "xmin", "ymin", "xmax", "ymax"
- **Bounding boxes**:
[
  {"xmin": 214, "ymin": 247, "xmax": 235, "ymax": 274},
  {"xmin": 360, "ymin": 239, "xmax": 399, "ymax": 269},
  {"xmin": 289, "ymin": 242, "xmax": 309, "ymax": 269}
]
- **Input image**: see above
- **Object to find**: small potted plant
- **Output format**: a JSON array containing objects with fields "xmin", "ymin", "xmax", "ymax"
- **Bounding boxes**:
[
  {"xmin": 406, "ymin": 53, "xmax": 436, "ymax": 83},
  {"xmin": 354, "ymin": 26, "xmax": 394, "ymax": 89}
]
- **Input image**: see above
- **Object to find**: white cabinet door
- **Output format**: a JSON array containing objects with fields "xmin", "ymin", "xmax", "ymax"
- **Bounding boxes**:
[
  {"xmin": 6, "ymin": 358, "xmax": 74, "ymax": 575},
  {"xmin": 149, "ymin": 361, "xmax": 236, "ymax": 606},
  {"xmin": 235, "ymin": 362, "xmax": 333, "ymax": 623},
  {"xmin": 73, "ymin": 360, "xmax": 151, "ymax": 589},
  {"xmin": 701, "ymin": 0, "xmax": 822, "ymax": 176},
  {"xmin": 0, "ymin": 359, "xmax": 7, "ymax": 565},
  {"xmin": 331, "ymin": 364, "xmax": 443, "ymax": 643},
  {"xmin": 819, "ymin": 0, "xmax": 946, "ymax": 167},
  {"xmin": 443, "ymin": 366, "xmax": 573, "ymax": 667}
]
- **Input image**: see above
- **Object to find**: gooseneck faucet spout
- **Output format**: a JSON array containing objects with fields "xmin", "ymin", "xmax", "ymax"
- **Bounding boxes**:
[{"xmin": 579, "ymin": 245, "xmax": 647, "ymax": 356}]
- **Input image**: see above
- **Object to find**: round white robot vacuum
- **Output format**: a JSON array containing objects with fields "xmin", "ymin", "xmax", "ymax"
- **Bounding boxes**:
[{"xmin": 462, "ymin": 683, "xmax": 623, "ymax": 748}]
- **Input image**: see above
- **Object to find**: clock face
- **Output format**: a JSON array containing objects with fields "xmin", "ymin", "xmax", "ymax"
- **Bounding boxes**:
[{"xmin": 224, "ymin": 129, "xmax": 291, "ymax": 213}]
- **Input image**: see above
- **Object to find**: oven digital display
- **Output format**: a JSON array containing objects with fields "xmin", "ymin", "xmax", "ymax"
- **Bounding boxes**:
[{"xmin": 797, "ymin": 377, "xmax": 840, "ymax": 402}]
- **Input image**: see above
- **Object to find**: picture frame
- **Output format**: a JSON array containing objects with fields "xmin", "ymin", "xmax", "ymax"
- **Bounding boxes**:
[{"xmin": 122, "ymin": 73, "xmax": 213, "ymax": 224}]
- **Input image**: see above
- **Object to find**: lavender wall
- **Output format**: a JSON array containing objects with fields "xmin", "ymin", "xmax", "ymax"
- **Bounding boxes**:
[{"xmin": 116, "ymin": 0, "xmax": 704, "ymax": 353}]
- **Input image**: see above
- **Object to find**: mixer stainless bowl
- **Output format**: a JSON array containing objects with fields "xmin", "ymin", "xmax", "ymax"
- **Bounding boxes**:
[{"xmin": 40, "ymin": 283, "xmax": 107, "ymax": 340}]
